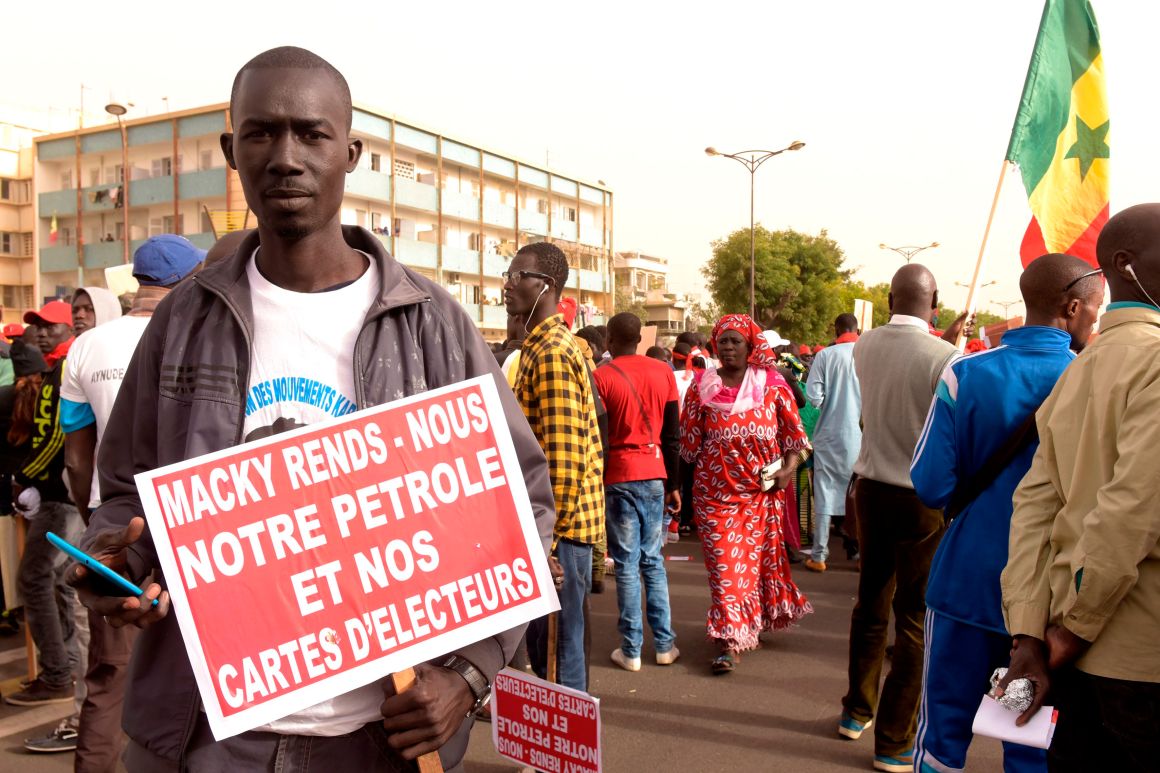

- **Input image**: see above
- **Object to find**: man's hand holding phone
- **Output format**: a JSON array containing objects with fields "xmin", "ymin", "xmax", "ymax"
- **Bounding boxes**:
[{"xmin": 68, "ymin": 516, "xmax": 170, "ymax": 629}]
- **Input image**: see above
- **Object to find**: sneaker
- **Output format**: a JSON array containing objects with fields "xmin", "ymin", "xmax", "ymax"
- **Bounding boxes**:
[
  {"xmin": 655, "ymin": 646, "xmax": 680, "ymax": 666},
  {"xmin": 804, "ymin": 558, "xmax": 827, "ymax": 572},
  {"xmin": 667, "ymin": 521, "xmax": 680, "ymax": 543},
  {"xmin": 873, "ymin": 750, "xmax": 914, "ymax": 772},
  {"xmin": 838, "ymin": 711, "xmax": 872, "ymax": 740},
  {"xmin": 4, "ymin": 678, "xmax": 74, "ymax": 707},
  {"xmin": 610, "ymin": 648, "xmax": 641, "ymax": 672},
  {"xmin": 24, "ymin": 719, "xmax": 78, "ymax": 753}
]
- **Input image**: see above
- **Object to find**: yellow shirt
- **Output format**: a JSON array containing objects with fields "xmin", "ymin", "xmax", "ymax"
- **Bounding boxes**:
[{"xmin": 1002, "ymin": 306, "xmax": 1160, "ymax": 682}]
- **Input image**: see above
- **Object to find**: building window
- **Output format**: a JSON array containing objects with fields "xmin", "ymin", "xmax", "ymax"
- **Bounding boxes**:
[
  {"xmin": 152, "ymin": 157, "xmax": 174, "ymax": 178},
  {"xmin": 371, "ymin": 153, "xmax": 382, "ymax": 172},
  {"xmin": 200, "ymin": 150, "xmax": 214, "ymax": 171},
  {"xmin": 0, "ymin": 233, "xmax": 11, "ymax": 254},
  {"xmin": 60, "ymin": 169, "xmax": 73, "ymax": 190}
]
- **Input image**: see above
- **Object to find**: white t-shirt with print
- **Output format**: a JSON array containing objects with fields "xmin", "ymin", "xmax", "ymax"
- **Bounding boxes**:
[
  {"xmin": 60, "ymin": 315, "xmax": 153, "ymax": 508},
  {"xmin": 244, "ymin": 249, "xmax": 385, "ymax": 736}
]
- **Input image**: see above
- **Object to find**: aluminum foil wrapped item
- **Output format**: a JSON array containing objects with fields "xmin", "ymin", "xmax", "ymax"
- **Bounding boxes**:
[{"xmin": 989, "ymin": 667, "xmax": 1034, "ymax": 713}]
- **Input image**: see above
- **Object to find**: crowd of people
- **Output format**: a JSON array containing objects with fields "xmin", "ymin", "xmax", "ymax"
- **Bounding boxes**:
[{"xmin": 0, "ymin": 45, "xmax": 1156, "ymax": 773}]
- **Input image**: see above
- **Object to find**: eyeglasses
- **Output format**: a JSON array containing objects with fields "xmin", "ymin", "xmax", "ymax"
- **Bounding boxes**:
[
  {"xmin": 1063, "ymin": 268, "xmax": 1104, "ymax": 293},
  {"xmin": 501, "ymin": 270, "xmax": 553, "ymax": 286}
]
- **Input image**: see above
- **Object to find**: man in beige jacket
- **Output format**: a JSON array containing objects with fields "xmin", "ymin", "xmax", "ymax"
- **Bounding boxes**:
[{"xmin": 1001, "ymin": 203, "xmax": 1160, "ymax": 770}]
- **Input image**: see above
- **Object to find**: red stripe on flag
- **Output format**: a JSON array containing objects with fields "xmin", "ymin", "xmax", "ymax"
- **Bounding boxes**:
[
  {"xmin": 1064, "ymin": 204, "xmax": 1109, "ymax": 270},
  {"xmin": 1019, "ymin": 217, "xmax": 1048, "ymax": 268},
  {"xmin": 1019, "ymin": 206, "xmax": 1109, "ymax": 270}
]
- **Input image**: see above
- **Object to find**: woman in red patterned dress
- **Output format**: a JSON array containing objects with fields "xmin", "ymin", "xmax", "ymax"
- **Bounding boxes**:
[{"xmin": 680, "ymin": 314, "xmax": 813, "ymax": 674}]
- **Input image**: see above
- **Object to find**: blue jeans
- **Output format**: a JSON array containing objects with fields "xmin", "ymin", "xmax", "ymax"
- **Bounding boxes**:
[
  {"xmin": 605, "ymin": 480, "xmax": 675, "ymax": 659},
  {"xmin": 528, "ymin": 540, "xmax": 592, "ymax": 692},
  {"xmin": 812, "ymin": 513, "xmax": 832, "ymax": 562}
]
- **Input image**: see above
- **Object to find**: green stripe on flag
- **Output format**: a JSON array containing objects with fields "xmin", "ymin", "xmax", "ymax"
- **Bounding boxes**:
[{"xmin": 1005, "ymin": 0, "xmax": 1102, "ymax": 194}]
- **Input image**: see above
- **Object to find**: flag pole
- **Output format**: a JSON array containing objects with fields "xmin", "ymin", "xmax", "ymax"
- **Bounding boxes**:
[{"xmin": 956, "ymin": 160, "xmax": 1011, "ymax": 347}]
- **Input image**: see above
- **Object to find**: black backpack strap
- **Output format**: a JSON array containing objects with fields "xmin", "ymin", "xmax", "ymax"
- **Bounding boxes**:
[{"xmin": 944, "ymin": 409, "xmax": 1040, "ymax": 522}]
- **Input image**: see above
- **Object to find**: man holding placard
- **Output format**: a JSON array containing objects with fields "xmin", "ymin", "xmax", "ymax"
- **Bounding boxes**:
[{"xmin": 73, "ymin": 46, "xmax": 555, "ymax": 773}]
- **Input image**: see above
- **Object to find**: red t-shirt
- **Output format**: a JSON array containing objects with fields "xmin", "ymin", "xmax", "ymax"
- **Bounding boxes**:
[{"xmin": 593, "ymin": 354, "xmax": 678, "ymax": 485}]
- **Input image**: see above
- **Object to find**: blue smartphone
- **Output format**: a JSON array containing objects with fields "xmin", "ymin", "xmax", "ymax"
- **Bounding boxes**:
[{"xmin": 46, "ymin": 531, "xmax": 159, "ymax": 607}]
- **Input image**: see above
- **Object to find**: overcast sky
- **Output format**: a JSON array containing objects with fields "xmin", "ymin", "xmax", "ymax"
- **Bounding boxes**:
[{"xmin": 8, "ymin": 0, "xmax": 1156, "ymax": 315}]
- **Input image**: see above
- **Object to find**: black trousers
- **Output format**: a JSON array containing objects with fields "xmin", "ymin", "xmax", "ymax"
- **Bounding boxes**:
[{"xmin": 1049, "ymin": 667, "xmax": 1160, "ymax": 772}]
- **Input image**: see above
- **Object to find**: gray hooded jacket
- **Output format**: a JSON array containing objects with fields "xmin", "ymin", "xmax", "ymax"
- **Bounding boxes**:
[{"xmin": 84, "ymin": 226, "xmax": 555, "ymax": 769}]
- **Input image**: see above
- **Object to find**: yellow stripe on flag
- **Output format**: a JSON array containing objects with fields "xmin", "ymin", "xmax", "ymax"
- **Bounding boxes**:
[{"xmin": 1025, "ymin": 53, "xmax": 1109, "ymax": 252}]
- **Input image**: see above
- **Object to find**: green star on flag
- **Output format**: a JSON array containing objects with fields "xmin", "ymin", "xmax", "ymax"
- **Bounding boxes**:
[{"xmin": 1064, "ymin": 116, "xmax": 1109, "ymax": 182}]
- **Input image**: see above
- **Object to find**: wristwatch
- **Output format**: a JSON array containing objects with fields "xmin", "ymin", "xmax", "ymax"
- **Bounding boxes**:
[{"xmin": 436, "ymin": 655, "xmax": 491, "ymax": 718}]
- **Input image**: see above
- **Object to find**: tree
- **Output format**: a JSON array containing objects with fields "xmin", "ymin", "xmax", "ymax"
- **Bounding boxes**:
[
  {"xmin": 613, "ymin": 285, "xmax": 648, "ymax": 323},
  {"xmin": 935, "ymin": 304, "xmax": 1005, "ymax": 336},
  {"xmin": 687, "ymin": 297, "xmax": 722, "ymax": 335},
  {"xmin": 836, "ymin": 281, "xmax": 891, "ymax": 331},
  {"xmin": 702, "ymin": 226, "xmax": 850, "ymax": 343}
]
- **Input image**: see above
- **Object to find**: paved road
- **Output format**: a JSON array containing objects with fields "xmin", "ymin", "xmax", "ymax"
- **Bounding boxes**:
[{"xmin": 0, "ymin": 536, "xmax": 1003, "ymax": 771}]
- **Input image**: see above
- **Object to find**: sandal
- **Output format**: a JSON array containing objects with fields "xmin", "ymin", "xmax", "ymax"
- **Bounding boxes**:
[{"xmin": 711, "ymin": 653, "xmax": 736, "ymax": 675}]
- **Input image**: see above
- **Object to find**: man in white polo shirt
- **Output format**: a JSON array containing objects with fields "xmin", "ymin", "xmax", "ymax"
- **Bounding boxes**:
[{"xmin": 54, "ymin": 234, "xmax": 203, "ymax": 770}]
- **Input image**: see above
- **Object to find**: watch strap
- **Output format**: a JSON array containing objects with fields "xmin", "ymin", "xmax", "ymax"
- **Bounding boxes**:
[{"xmin": 436, "ymin": 655, "xmax": 489, "ymax": 703}]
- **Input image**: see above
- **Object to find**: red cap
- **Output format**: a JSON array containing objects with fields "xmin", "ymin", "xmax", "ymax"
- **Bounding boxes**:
[
  {"xmin": 798, "ymin": 344, "xmax": 811, "ymax": 356},
  {"xmin": 2, "ymin": 323, "xmax": 24, "ymax": 339},
  {"xmin": 557, "ymin": 297, "xmax": 578, "ymax": 329},
  {"xmin": 24, "ymin": 300, "xmax": 73, "ymax": 327},
  {"xmin": 813, "ymin": 344, "xmax": 825, "ymax": 354}
]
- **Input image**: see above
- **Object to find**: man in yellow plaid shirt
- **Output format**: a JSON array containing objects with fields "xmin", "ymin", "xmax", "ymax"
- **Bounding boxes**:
[{"xmin": 505, "ymin": 241, "xmax": 604, "ymax": 692}]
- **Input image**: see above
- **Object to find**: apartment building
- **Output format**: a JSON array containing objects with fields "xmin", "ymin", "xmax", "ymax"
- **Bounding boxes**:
[
  {"xmin": 0, "ymin": 117, "xmax": 39, "ymax": 323},
  {"xmin": 614, "ymin": 251, "xmax": 688, "ymax": 335},
  {"xmin": 33, "ymin": 103, "xmax": 614, "ymax": 337}
]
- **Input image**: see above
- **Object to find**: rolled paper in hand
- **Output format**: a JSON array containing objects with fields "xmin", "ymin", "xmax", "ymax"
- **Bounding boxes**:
[{"xmin": 989, "ymin": 667, "xmax": 1034, "ymax": 713}]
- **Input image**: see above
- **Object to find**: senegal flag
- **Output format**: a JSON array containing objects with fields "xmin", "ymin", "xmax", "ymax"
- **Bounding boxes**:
[{"xmin": 1006, "ymin": 0, "xmax": 1107, "ymax": 268}]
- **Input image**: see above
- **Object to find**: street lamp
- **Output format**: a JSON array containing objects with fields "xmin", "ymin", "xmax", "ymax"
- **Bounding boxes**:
[
  {"xmin": 956, "ymin": 280, "xmax": 996, "ymax": 289},
  {"xmin": 879, "ymin": 241, "xmax": 939, "ymax": 264},
  {"xmin": 705, "ymin": 141, "xmax": 806, "ymax": 319},
  {"xmin": 993, "ymin": 299, "xmax": 1023, "ymax": 318},
  {"xmin": 105, "ymin": 99, "xmax": 130, "ymax": 264}
]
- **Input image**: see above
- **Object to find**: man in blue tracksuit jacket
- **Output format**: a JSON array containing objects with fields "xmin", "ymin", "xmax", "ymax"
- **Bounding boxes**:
[{"xmin": 909, "ymin": 253, "xmax": 1104, "ymax": 773}]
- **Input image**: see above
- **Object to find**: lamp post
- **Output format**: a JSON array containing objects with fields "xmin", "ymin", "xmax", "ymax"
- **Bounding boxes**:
[
  {"xmin": 955, "ymin": 280, "xmax": 996, "ymax": 289},
  {"xmin": 879, "ymin": 241, "xmax": 939, "ymax": 264},
  {"xmin": 993, "ymin": 299, "xmax": 1023, "ymax": 318},
  {"xmin": 705, "ymin": 141, "xmax": 806, "ymax": 319},
  {"xmin": 105, "ymin": 100, "xmax": 130, "ymax": 264}
]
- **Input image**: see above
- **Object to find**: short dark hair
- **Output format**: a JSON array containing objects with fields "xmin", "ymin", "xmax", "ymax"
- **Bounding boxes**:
[
  {"xmin": 231, "ymin": 47, "xmax": 352, "ymax": 131},
  {"xmin": 607, "ymin": 312, "xmax": 642, "ymax": 346},
  {"xmin": 676, "ymin": 331, "xmax": 699, "ymax": 347},
  {"xmin": 575, "ymin": 325, "xmax": 605, "ymax": 352},
  {"xmin": 516, "ymin": 242, "xmax": 569, "ymax": 290},
  {"xmin": 645, "ymin": 346, "xmax": 668, "ymax": 362},
  {"xmin": 835, "ymin": 313, "xmax": 859, "ymax": 333}
]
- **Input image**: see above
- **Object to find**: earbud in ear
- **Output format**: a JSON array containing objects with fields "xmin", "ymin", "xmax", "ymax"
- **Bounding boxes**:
[{"xmin": 1127, "ymin": 264, "xmax": 1138, "ymax": 280}]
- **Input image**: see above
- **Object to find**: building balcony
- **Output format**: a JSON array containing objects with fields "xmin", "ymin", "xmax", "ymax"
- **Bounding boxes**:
[
  {"xmin": 578, "ymin": 269, "xmax": 607, "ymax": 293},
  {"xmin": 38, "ymin": 188, "xmax": 79, "ymax": 217},
  {"xmin": 441, "ymin": 190, "xmax": 479, "ymax": 221},
  {"xmin": 518, "ymin": 210, "xmax": 547, "ymax": 236},
  {"xmin": 345, "ymin": 168, "xmax": 390, "ymax": 202},
  {"xmin": 483, "ymin": 201, "xmax": 515, "ymax": 230},
  {"xmin": 39, "ymin": 231, "xmax": 218, "ymax": 274},
  {"xmin": 551, "ymin": 220, "xmax": 578, "ymax": 241},
  {"xmin": 460, "ymin": 302, "xmax": 480, "ymax": 320},
  {"xmin": 483, "ymin": 252, "xmax": 508, "ymax": 278},
  {"xmin": 579, "ymin": 225, "xmax": 603, "ymax": 247},
  {"xmin": 395, "ymin": 178, "xmax": 438, "ymax": 212},
  {"xmin": 395, "ymin": 237, "xmax": 438, "ymax": 269},
  {"xmin": 483, "ymin": 304, "xmax": 508, "ymax": 328},
  {"xmin": 442, "ymin": 245, "xmax": 480, "ymax": 275},
  {"xmin": 178, "ymin": 168, "xmax": 227, "ymax": 200}
]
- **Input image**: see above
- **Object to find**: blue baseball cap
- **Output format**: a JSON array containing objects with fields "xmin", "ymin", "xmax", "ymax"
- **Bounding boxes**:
[{"xmin": 132, "ymin": 235, "xmax": 206, "ymax": 287}]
